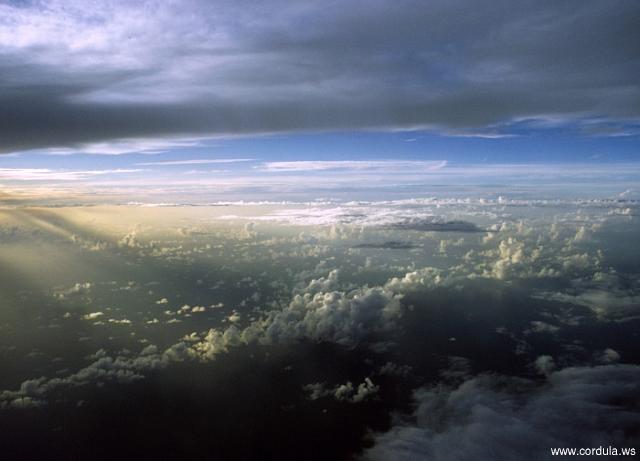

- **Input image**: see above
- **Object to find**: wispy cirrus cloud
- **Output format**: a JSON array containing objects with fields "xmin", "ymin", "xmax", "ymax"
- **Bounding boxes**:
[
  {"xmin": 41, "ymin": 138, "xmax": 206, "ymax": 156},
  {"xmin": 259, "ymin": 160, "xmax": 447, "ymax": 172},
  {"xmin": 135, "ymin": 158, "xmax": 255, "ymax": 166},
  {"xmin": 0, "ymin": 168, "xmax": 142, "ymax": 181}
]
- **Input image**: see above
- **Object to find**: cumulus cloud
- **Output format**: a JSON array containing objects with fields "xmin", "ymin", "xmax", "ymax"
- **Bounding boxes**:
[
  {"xmin": 118, "ymin": 227, "xmax": 142, "ymax": 248},
  {"xmin": 82, "ymin": 312, "xmax": 104, "ymax": 321},
  {"xmin": 259, "ymin": 286, "xmax": 401, "ymax": 346},
  {"xmin": 597, "ymin": 348, "xmax": 621, "ymax": 364},
  {"xmin": 471, "ymin": 225, "xmax": 604, "ymax": 281},
  {"xmin": 54, "ymin": 282, "xmax": 92, "ymax": 299},
  {"xmin": 170, "ymin": 262, "xmax": 473, "ymax": 371},
  {"xmin": 335, "ymin": 378, "xmax": 379, "ymax": 403},
  {"xmin": 294, "ymin": 269, "xmax": 341, "ymax": 295},
  {"xmin": 384, "ymin": 267, "xmax": 447, "ymax": 293},
  {"xmin": 525, "ymin": 321, "xmax": 560, "ymax": 335},
  {"xmin": 363, "ymin": 365, "xmax": 640, "ymax": 461},
  {"xmin": 0, "ymin": 345, "xmax": 179, "ymax": 408},
  {"xmin": 157, "ymin": 267, "xmax": 432, "ymax": 365},
  {"xmin": 186, "ymin": 282, "xmax": 403, "ymax": 360},
  {"xmin": 304, "ymin": 378, "xmax": 379, "ymax": 403},
  {"xmin": 533, "ymin": 355, "xmax": 555, "ymax": 376}
]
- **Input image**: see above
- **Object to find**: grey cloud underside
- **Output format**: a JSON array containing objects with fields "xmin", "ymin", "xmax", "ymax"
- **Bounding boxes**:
[
  {"xmin": 353, "ymin": 241, "xmax": 417, "ymax": 249},
  {"xmin": 364, "ymin": 365, "xmax": 640, "ymax": 461},
  {"xmin": 1, "ymin": 0, "xmax": 639, "ymax": 153},
  {"xmin": 389, "ymin": 219, "xmax": 484, "ymax": 233}
]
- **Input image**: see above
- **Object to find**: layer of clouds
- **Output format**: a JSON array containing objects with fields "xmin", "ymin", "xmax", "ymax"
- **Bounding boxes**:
[
  {"xmin": 1, "ymin": 201, "xmax": 637, "ymax": 409},
  {"xmin": 239, "ymin": 195, "xmax": 640, "ymax": 228},
  {"xmin": 0, "ymin": 269, "xmax": 402, "ymax": 407},
  {"xmin": 363, "ymin": 364, "xmax": 640, "ymax": 461},
  {"xmin": 0, "ymin": 261, "xmax": 439, "ymax": 409},
  {"xmin": 1, "ymin": 0, "xmax": 639, "ymax": 153}
]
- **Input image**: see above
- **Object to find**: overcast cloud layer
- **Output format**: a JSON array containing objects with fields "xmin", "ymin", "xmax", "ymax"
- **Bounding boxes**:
[{"xmin": 1, "ymin": 0, "xmax": 639, "ymax": 154}]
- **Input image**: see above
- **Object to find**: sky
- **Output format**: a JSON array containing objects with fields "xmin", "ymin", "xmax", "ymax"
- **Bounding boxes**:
[
  {"xmin": 0, "ymin": 0, "xmax": 638, "ymax": 202},
  {"xmin": 1, "ymin": 3, "xmax": 640, "ymax": 459}
]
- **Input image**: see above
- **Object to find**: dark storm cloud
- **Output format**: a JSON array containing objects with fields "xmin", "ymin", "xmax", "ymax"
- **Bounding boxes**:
[{"xmin": 0, "ymin": 0, "xmax": 639, "ymax": 153}]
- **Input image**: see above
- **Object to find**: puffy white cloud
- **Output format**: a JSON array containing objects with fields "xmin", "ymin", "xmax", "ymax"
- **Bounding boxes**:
[
  {"xmin": 472, "ymin": 225, "xmax": 606, "ymax": 281},
  {"xmin": 384, "ymin": 267, "xmax": 447, "ymax": 293},
  {"xmin": 54, "ymin": 282, "xmax": 92, "ymax": 299},
  {"xmin": 175, "ymin": 269, "xmax": 410, "ymax": 363},
  {"xmin": 227, "ymin": 312, "xmax": 241, "ymax": 323},
  {"xmin": 303, "ymin": 382, "xmax": 329, "ymax": 401},
  {"xmin": 596, "ymin": 348, "xmax": 620, "ymax": 364},
  {"xmin": 525, "ymin": 321, "xmax": 560, "ymax": 335},
  {"xmin": 0, "ymin": 351, "xmax": 162, "ymax": 407},
  {"xmin": 350, "ymin": 378, "xmax": 380, "ymax": 403},
  {"xmin": 260, "ymin": 286, "xmax": 401, "ymax": 346},
  {"xmin": 304, "ymin": 378, "xmax": 379, "ymax": 403},
  {"xmin": 83, "ymin": 311, "xmax": 104, "ymax": 320},
  {"xmin": 188, "ymin": 325, "xmax": 244, "ymax": 361},
  {"xmin": 295, "ymin": 269, "xmax": 341, "ymax": 295},
  {"xmin": 107, "ymin": 318, "xmax": 132, "ymax": 325},
  {"xmin": 491, "ymin": 237, "xmax": 526, "ymax": 280},
  {"xmin": 118, "ymin": 228, "xmax": 141, "ymax": 248},
  {"xmin": 533, "ymin": 355, "xmax": 555, "ymax": 376},
  {"xmin": 0, "ymin": 341, "xmax": 201, "ymax": 408},
  {"xmin": 571, "ymin": 226, "xmax": 590, "ymax": 244},
  {"xmin": 183, "ymin": 279, "xmax": 403, "ymax": 361}
]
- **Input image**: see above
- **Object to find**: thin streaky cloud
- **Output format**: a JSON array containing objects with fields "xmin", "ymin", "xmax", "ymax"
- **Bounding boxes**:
[
  {"xmin": 42, "ymin": 138, "xmax": 205, "ymax": 156},
  {"xmin": 0, "ymin": 168, "xmax": 143, "ymax": 181},
  {"xmin": 259, "ymin": 160, "xmax": 448, "ymax": 172},
  {"xmin": 135, "ymin": 159, "xmax": 256, "ymax": 166}
]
